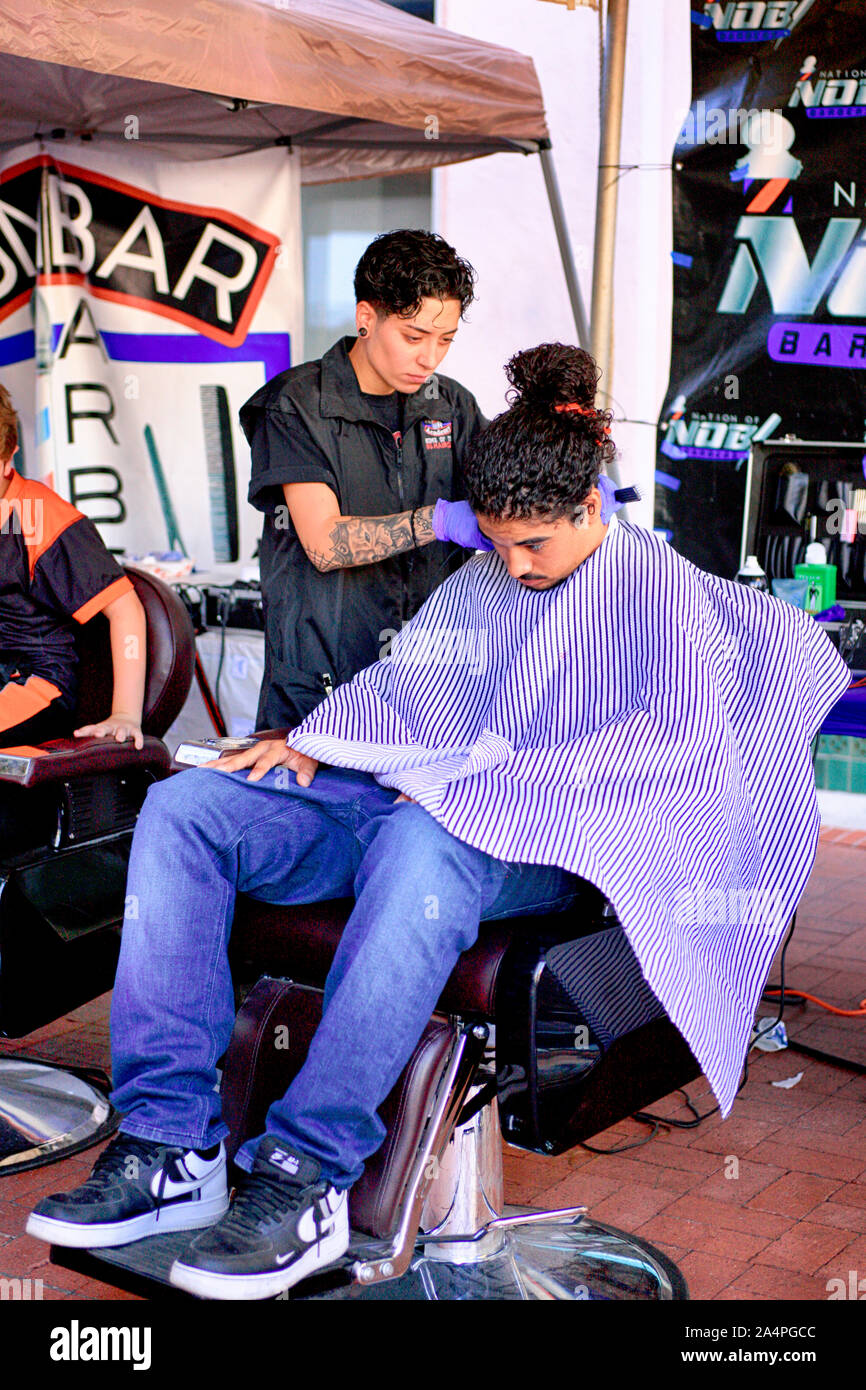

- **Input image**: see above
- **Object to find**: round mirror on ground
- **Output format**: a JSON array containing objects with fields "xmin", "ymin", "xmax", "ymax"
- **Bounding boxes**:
[{"xmin": 0, "ymin": 1060, "xmax": 119, "ymax": 1175}]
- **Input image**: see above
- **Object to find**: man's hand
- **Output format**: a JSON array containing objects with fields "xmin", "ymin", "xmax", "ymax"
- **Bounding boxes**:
[
  {"xmin": 74, "ymin": 713, "xmax": 144, "ymax": 750},
  {"xmin": 200, "ymin": 737, "xmax": 319, "ymax": 786}
]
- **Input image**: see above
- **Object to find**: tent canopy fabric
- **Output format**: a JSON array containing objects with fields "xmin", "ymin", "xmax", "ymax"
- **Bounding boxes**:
[{"xmin": 0, "ymin": 0, "xmax": 549, "ymax": 181}]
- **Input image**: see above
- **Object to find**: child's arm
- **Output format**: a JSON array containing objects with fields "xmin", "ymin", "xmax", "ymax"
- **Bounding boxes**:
[{"xmin": 74, "ymin": 588, "xmax": 147, "ymax": 749}]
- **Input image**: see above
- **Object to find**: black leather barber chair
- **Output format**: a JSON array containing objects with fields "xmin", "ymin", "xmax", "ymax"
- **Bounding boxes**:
[
  {"xmin": 0, "ymin": 568, "xmax": 195, "ymax": 1173},
  {"xmin": 55, "ymin": 877, "xmax": 700, "ymax": 1301}
]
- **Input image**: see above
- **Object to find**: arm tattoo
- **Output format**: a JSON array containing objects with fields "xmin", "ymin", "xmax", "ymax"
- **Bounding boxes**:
[{"xmin": 309, "ymin": 504, "xmax": 436, "ymax": 572}]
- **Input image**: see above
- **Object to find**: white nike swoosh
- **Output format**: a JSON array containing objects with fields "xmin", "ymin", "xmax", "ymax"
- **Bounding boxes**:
[
  {"xmin": 285, "ymin": 1214, "xmax": 337, "ymax": 1253},
  {"xmin": 151, "ymin": 1174, "xmax": 202, "ymax": 1199}
]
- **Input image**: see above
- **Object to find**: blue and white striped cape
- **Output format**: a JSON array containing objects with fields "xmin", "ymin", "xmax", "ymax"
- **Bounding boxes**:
[{"xmin": 288, "ymin": 518, "xmax": 850, "ymax": 1114}]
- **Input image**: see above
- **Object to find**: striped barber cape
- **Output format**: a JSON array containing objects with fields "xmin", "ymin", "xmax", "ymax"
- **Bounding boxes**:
[{"xmin": 288, "ymin": 516, "xmax": 850, "ymax": 1114}]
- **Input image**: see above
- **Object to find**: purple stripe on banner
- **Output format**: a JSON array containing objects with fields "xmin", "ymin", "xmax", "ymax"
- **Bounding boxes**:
[
  {"xmin": 0, "ymin": 330, "xmax": 35, "ymax": 366},
  {"xmin": 716, "ymin": 29, "xmax": 789, "ymax": 41},
  {"xmin": 0, "ymin": 328, "xmax": 292, "ymax": 382},
  {"xmin": 671, "ymin": 252, "xmax": 693, "ymax": 268},
  {"xmin": 807, "ymin": 107, "xmax": 866, "ymax": 119},
  {"xmin": 660, "ymin": 439, "xmax": 686, "ymax": 461},
  {"xmin": 767, "ymin": 322, "xmax": 866, "ymax": 369},
  {"xmin": 677, "ymin": 446, "xmax": 748, "ymax": 462},
  {"xmin": 655, "ymin": 469, "xmax": 681, "ymax": 491},
  {"xmin": 690, "ymin": 9, "xmax": 712, "ymax": 27},
  {"xmin": 101, "ymin": 332, "xmax": 292, "ymax": 382}
]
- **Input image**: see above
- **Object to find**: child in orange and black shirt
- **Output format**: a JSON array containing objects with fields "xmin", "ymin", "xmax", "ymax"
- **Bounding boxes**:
[{"xmin": 0, "ymin": 384, "xmax": 146, "ymax": 749}]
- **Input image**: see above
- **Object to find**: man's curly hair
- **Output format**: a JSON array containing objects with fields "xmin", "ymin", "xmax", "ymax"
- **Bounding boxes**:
[
  {"xmin": 463, "ymin": 343, "xmax": 617, "ymax": 522},
  {"xmin": 354, "ymin": 229, "xmax": 476, "ymax": 319}
]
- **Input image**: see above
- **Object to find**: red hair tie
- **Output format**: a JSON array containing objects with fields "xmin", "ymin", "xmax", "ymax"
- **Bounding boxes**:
[{"xmin": 554, "ymin": 401, "xmax": 611, "ymax": 442}]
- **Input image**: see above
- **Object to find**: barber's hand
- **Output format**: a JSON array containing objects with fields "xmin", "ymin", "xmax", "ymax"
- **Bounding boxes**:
[
  {"xmin": 432, "ymin": 499, "xmax": 494, "ymax": 550},
  {"xmin": 201, "ymin": 737, "xmax": 319, "ymax": 786},
  {"xmin": 74, "ymin": 713, "xmax": 144, "ymax": 750}
]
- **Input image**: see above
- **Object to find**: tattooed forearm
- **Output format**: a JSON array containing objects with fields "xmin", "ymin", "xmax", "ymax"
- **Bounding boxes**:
[{"xmin": 308, "ymin": 505, "xmax": 436, "ymax": 572}]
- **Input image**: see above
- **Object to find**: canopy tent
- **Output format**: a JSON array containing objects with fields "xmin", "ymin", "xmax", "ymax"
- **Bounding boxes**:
[
  {"xmin": 0, "ymin": 0, "xmax": 549, "ymax": 181},
  {"xmin": 0, "ymin": 0, "xmax": 590, "ymax": 352}
]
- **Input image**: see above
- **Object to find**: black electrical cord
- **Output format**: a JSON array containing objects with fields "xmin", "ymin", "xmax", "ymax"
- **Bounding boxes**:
[
  {"xmin": 760, "ymin": 890, "xmax": 866, "ymax": 1074},
  {"xmin": 579, "ymin": 1059, "xmax": 753, "ymax": 1156},
  {"xmin": 214, "ymin": 590, "xmax": 231, "ymax": 722},
  {"xmin": 619, "ymin": 917, "xmax": 803, "ymax": 1148}
]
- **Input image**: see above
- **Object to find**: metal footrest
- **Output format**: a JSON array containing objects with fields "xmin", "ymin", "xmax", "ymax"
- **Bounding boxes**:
[{"xmin": 50, "ymin": 1211, "xmax": 688, "ymax": 1301}]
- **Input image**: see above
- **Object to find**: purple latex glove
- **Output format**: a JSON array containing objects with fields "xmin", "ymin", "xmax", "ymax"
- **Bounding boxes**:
[
  {"xmin": 597, "ymin": 475, "xmax": 640, "ymax": 524},
  {"xmin": 432, "ymin": 498, "xmax": 494, "ymax": 550},
  {"xmin": 814, "ymin": 604, "xmax": 846, "ymax": 622}
]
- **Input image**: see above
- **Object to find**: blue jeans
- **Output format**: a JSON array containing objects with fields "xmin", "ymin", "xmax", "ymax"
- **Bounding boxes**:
[{"xmin": 110, "ymin": 765, "xmax": 582, "ymax": 1188}]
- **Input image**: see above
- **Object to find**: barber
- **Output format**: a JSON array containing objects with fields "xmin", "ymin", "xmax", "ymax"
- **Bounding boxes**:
[{"xmin": 241, "ymin": 228, "xmax": 488, "ymax": 730}]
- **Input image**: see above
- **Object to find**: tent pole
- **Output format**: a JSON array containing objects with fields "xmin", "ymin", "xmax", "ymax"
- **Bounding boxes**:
[
  {"xmin": 590, "ymin": 0, "xmax": 629, "ymax": 409},
  {"xmin": 539, "ymin": 146, "xmax": 590, "ymax": 351}
]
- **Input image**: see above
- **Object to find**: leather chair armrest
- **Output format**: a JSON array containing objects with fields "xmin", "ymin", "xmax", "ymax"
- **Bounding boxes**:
[{"xmin": 0, "ymin": 735, "xmax": 171, "ymax": 787}]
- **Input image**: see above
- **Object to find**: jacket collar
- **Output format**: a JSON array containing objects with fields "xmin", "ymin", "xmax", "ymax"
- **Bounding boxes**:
[
  {"xmin": 2, "ymin": 467, "xmax": 24, "ymax": 504},
  {"xmin": 319, "ymin": 336, "xmax": 451, "ymax": 427}
]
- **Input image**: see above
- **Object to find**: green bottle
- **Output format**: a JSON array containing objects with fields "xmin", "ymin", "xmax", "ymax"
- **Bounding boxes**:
[{"xmin": 794, "ymin": 541, "xmax": 836, "ymax": 615}]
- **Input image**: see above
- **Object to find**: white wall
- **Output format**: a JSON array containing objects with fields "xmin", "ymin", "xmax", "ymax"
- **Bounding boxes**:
[{"xmin": 433, "ymin": 0, "xmax": 691, "ymax": 523}]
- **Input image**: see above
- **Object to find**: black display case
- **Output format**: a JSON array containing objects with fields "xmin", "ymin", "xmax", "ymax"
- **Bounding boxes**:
[{"xmin": 741, "ymin": 439, "xmax": 866, "ymax": 610}]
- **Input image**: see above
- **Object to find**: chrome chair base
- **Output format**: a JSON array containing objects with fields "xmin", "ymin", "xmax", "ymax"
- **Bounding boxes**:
[
  {"xmin": 0, "ymin": 1059, "xmax": 119, "ymax": 1175},
  {"xmin": 321, "ymin": 1075, "xmax": 688, "ymax": 1300},
  {"xmin": 307, "ymin": 1212, "xmax": 687, "ymax": 1301}
]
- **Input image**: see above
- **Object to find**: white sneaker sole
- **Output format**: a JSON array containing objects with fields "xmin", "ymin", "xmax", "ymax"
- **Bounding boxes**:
[
  {"xmin": 169, "ymin": 1222, "xmax": 350, "ymax": 1300},
  {"xmin": 26, "ymin": 1190, "xmax": 230, "ymax": 1250}
]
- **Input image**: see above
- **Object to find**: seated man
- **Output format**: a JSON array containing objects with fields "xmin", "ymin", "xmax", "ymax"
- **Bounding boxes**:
[
  {"xmin": 28, "ymin": 344, "xmax": 849, "ymax": 1301},
  {"xmin": 0, "ymin": 383, "xmax": 146, "ymax": 751}
]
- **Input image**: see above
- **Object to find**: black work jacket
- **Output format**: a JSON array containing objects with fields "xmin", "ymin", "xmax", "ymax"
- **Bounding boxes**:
[{"xmin": 241, "ymin": 337, "xmax": 485, "ymax": 729}]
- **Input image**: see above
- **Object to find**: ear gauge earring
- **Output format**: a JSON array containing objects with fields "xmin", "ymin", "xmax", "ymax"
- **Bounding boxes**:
[{"xmin": 358, "ymin": 326, "xmax": 367, "ymax": 337}]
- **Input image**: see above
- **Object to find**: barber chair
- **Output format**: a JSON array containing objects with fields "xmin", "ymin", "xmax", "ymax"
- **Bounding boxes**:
[
  {"xmin": 53, "ymin": 879, "xmax": 699, "ymax": 1300},
  {"xmin": 0, "ymin": 568, "xmax": 195, "ymax": 1173}
]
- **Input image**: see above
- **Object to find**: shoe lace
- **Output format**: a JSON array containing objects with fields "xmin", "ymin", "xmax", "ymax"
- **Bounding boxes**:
[
  {"xmin": 81, "ymin": 1136, "xmax": 185, "ymax": 1204},
  {"xmin": 221, "ymin": 1171, "xmax": 317, "ymax": 1237}
]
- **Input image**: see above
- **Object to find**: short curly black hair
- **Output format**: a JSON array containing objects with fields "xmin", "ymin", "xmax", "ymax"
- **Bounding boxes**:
[
  {"xmin": 354, "ymin": 229, "xmax": 476, "ymax": 319},
  {"xmin": 463, "ymin": 344, "xmax": 617, "ymax": 522}
]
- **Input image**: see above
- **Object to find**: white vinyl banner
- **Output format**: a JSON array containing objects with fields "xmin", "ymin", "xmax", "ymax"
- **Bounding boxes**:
[{"xmin": 0, "ymin": 141, "xmax": 303, "ymax": 564}]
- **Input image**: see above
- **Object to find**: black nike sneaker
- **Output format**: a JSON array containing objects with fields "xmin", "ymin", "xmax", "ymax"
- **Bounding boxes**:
[
  {"xmin": 169, "ymin": 1136, "xmax": 350, "ymax": 1300},
  {"xmin": 26, "ymin": 1134, "xmax": 228, "ymax": 1248}
]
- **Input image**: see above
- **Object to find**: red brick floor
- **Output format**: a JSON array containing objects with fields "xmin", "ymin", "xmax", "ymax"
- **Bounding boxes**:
[{"xmin": 1, "ymin": 827, "xmax": 864, "ymax": 1302}]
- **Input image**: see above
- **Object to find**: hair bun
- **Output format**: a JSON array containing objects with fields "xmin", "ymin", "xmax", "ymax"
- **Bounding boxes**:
[{"xmin": 505, "ymin": 343, "xmax": 600, "ymax": 412}]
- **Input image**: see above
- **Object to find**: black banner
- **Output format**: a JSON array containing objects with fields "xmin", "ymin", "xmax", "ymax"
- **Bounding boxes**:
[{"xmin": 655, "ymin": 0, "xmax": 866, "ymax": 577}]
